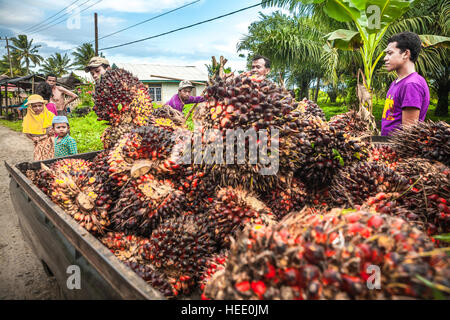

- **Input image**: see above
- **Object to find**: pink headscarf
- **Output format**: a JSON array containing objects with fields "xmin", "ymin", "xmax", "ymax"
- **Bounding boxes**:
[{"xmin": 46, "ymin": 103, "xmax": 58, "ymax": 116}]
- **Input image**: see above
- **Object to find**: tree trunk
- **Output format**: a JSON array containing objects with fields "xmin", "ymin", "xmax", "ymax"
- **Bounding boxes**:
[
  {"xmin": 298, "ymin": 80, "xmax": 309, "ymax": 100},
  {"xmin": 314, "ymin": 76, "xmax": 320, "ymax": 102},
  {"xmin": 434, "ymin": 75, "xmax": 449, "ymax": 117}
]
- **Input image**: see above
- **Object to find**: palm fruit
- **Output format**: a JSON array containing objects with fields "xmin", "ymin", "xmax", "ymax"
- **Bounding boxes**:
[
  {"xmin": 204, "ymin": 208, "xmax": 450, "ymax": 300},
  {"xmin": 106, "ymin": 126, "xmax": 188, "ymax": 189},
  {"xmin": 199, "ymin": 252, "xmax": 228, "ymax": 299},
  {"xmin": 140, "ymin": 215, "xmax": 217, "ymax": 293},
  {"xmin": 202, "ymin": 186, "xmax": 275, "ymax": 248},
  {"xmin": 261, "ymin": 176, "xmax": 308, "ymax": 220},
  {"xmin": 298, "ymin": 98, "xmax": 326, "ymax": 121},
  {"xmin": 99, "ymin": 232, "xmax": 178, "ymax": 298},
  {"xmin": 101, "ymin": 123, "xmax": 135, "ymax": 150},
  {"xmin": 328, "ymin": 110, "xmax": 369, "ymax": 136},
  {"xmin": 394, "ymin": 158, "xmax": 450, "ymax": 234},
  {"xmin": 111, "ymin": 174, "xmax": 186, "ymax": 237},
  {"xmin": 368, "ymin": 144, "xmax": 400, "ymax": 169},
  {"xmin": 91, "ymin": 150, "xmax": 120, "ymax": 202},
  {"xmin": 293, "ymin": 117, "xmax": 370, "ymax": 190},
  {"xmin": 42, "ymin": 159, "xmax": 111, "ymax": 234},
  {"xmin": 93, "ymin": 68, "xmax": 153, "ymax": 126},
  {"xmin": 329, "ymin": 161, "xmax": 409, "ymax": 207},
  {"xmin": 390, "ymin": 121, "xmax": 450, "ymax": 166},
  {"xmin": 172, "ymin": 167, "xmax": 217, "ymax": 215},
  {"xmin": 152, "ymin": 105, "xmax": 186, "ymax": 129}
]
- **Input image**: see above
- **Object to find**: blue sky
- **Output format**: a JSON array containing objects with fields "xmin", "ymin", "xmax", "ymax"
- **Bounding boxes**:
[{"xmin": 0, "ymin": 0, "xmax": 287, "ymax": 73}]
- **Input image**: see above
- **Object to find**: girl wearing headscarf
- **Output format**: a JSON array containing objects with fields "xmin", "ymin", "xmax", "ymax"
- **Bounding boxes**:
[{"xmin": 22, "ymin": 94, "xmax": 55, "ymax": 161}]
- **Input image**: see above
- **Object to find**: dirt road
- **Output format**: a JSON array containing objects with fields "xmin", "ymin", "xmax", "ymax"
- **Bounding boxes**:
[{"xmin": 0, "ymin": 125, "xmax": 60, "ymax": 299}]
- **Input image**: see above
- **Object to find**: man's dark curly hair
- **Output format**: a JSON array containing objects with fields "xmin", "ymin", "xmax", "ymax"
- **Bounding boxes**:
[
  {"xmin": 252, "ymin": 54, "xmax": 271, "ymax": 69},
  {"xmin": 387, "ymin": 32, "xmax": 422, "ymax": 63}
]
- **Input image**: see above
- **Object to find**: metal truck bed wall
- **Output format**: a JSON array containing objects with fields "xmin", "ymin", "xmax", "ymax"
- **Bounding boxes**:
[{"xmin": 6, "ymin": 151, "xmax": 166, "ymax": 300}]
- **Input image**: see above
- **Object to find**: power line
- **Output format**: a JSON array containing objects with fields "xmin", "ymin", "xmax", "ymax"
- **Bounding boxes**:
[
  {"xmin": 21, "ymin": 0, "xmax": 82, "ymax": 33},
  {"xmin": 59, "ymin": 0, "xmax": 200, "ymax": 54},
  {"xmin": 25, "ymin": 0, "xmax": 91, "ymax": 34},
  {"xmin": 28, "ymin": 0, "xmax": 103, "ymax": 36},
  {"xmin": 100, "ymin": 1, "xmax": 268, "ymax": 51}
]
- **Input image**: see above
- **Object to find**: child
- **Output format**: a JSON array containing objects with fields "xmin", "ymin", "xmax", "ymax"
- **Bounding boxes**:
[
  {"xmin": 52, "ymin": 116, "xmax": 78, "ymax": 158},
  {"xmin": 22, "ymin": 94, "xmax": 55, "ymax": 161}
]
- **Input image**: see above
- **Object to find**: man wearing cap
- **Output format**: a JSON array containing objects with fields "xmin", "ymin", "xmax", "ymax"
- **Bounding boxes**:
[
  {"xmin": 165, "ymin": 80, "xmax": 205, "ymax": 113},
  {"xmin": 85, "ymin": 56, "xmax": 111, "ymax": 82},
  {"xmin": 46, "ymin": 74, "xmax": 79, "ymax": 116}
]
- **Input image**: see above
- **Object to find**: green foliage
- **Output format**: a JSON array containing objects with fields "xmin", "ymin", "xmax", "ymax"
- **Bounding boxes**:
[
  {"xmin": 39, "ymin": 53, "xmax": 73, "ymax": 77},
  {"xmin": 68, "ymin": 111, "xmax": 107, "ymax": 153},
  {"xmin": 182, "ymin": 103, "xmax": 195, "ymax": 131},
  {"xmin": 72, "ymin": 43, "xmax": 98, "ymax": 70}
]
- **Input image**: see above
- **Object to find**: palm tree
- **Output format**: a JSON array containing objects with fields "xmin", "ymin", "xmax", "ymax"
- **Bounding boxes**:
[
  {"xmin": 0, "ymin": 54, "xmax": 26, "ymax": 77},
  {"xmin": 72, "ymin": 43, "xmax": 97, "ymax": 70},
  {"xmin": 9, "ymin": 34, "xmax": 43, "ymax": 75},
  {"xmin": 40, "ymin": 53, "xmax": 73, "ymax": 77}
]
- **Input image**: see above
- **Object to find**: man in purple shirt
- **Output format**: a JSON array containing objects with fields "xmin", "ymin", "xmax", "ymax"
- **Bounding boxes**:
[
  {"xmin": 165, "ymin": 80, "xmax": 205, "ymax": 113},
  {"xmin": 381, "ymin": 32, "xmax": 430, "ymax": 136}
]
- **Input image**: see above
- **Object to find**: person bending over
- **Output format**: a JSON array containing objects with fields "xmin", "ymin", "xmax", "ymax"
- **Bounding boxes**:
[{"xmin": 165, "ymin": 80, "xmax": 205, "ymax": 113}]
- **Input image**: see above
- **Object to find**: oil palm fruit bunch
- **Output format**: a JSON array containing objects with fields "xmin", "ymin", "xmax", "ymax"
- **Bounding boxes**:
[
  {"xmin": 395, "ymin": 158, "xmax": 450, "ymax": 234},
  {"xmin": 111, "ymin": 174, "xmax": 186, "ymax": 237},
  {"xmin": 328, "ymin": 110, "xmax": 369, "ymax": 137},
  {"xmin": 363, "ymin": 192, "xmax": 436, "ymax": 235},
  {"xmin": 297, "ymin": 98, "xmax": 326, "ymax": 121},
  {"xmin": 261, "ymin": 176, "xmax": 308, "ymax": 220},
  {"xmin": 93, "ymin": 68, "xmax": 153, "ymax": 126},
  {"xmin": 201, "ymin": 186, "xmax": 275, "ymax": 249},
  {"xmin": 106, "ymin": 126, "xmax": 187, "ymax": 188},
  {"xmin": 43, "ymin": 159, "xmax": 111, "ymax": 234},
  {"xmin": 329, "ymin": 161, "xmax": 409, "ymax": 207},
  {"xmin": 204, "ymin": 71, "xmax": 298, "ymax": 132},
  {"xmin": 140, "ymin": 215, "xmax": 217, "ymax": 292},
  {"xmin": 204, "ymin": 208, "xmax": 450, "ymax": 300},
  {"xmin": 99, "ymin": 232, "xmax": 179, "ymax": 298},
  {"xmin": 368, "ymin": 144, "xmax": 400, "ymax": 169},
  {"xmin": 172, "ymin": 167, "xmax": 217, "ymax": 215},
  {"xmin": 152, "ymin": 105, "xmax": 186, "ymax": 129},
  {"xmin": 91, "ymin": 151, "xmax": 121, "ymax": 204},
  {"xmin": 293, "ymin": 117, "xmax": 370, "ymax": 190},
  {"xmin": 199, "ymin": 252, "xmax": 228, "ymax": 299},
  {"xmin": 123, "ymin": 261, "xmax": 182, "ymax": 298},
  {"xmin": 390, "ymin": 121, "xmax": 450, "ymax": 166},
  {"xmin": 101, "ymin": 123, "xmax": 136, "ymax": 150}
]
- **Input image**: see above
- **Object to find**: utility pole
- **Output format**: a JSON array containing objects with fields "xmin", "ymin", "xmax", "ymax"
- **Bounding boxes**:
[
  {"xmin": 94, "ymin": 13, "xmax": 98, "ymax": 56},
  {"xmin": 1, "ymin": 37, "xmax": 14, "ymax": 77}
]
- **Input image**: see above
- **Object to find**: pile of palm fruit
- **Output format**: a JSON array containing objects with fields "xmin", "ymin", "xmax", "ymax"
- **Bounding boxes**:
[{"xmin": 26, "ymin": 67, "xmax": 450, "ymax": 300}]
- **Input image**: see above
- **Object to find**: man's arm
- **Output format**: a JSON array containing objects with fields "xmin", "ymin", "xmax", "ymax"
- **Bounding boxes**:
[
  {"xmin": 58, "ymin": 86, "xmax": 79, "ymax": 107},
  {"xmin": 402, "ymin": 107, "xmax": 420, "ymax": 126},
  {"xmin": 186, "ymin": 95, "xmax": 205, "ymax": 104}
]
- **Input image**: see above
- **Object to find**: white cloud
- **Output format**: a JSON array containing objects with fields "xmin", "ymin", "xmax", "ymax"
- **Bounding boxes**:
[
  {"xmin": 0, "ymin": 3, "xmax": 44, "ymax": 26},
  {"xmin": 95, "ymin": 0, "xmax": 197, "ymax": 13}
]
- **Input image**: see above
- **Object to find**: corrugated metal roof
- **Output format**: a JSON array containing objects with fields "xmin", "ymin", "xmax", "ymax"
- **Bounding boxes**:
[{"xmin": 113, "ymin": 63, "xmax": 208, "ymax": 82}]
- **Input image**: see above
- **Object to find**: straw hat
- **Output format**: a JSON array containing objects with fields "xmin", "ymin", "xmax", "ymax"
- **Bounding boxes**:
[{"xmin": 25, "ymin": 94, "xmax": 47, "ymax": 106}]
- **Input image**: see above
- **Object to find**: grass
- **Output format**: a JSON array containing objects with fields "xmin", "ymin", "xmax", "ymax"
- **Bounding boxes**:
[
  {"xmin": 317, "ymin": 96, "xmax": 450, "ymax": 126},
  {"xmin": 0, "ymin": 111, "xmax": 108, "ymax": 154}
]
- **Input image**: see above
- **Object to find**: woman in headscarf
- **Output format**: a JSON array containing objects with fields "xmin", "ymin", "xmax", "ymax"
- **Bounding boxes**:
[{"xmin": 22, "ymin": 94, "xmax": 55, "ymax": 161}]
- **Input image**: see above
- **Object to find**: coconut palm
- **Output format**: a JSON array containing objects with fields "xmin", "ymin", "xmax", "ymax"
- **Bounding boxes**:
[
  {"xmin": 0, "ymin": 54, "xmax": 26, "ymax": 77},
  {"xmin": 9, "ymin": 34, "xmax": 43, "ymax": 75},
  {"xmin": 72, "ymin": 43, "xmax": 99, "ymax": 70},
  {"xmin": 40, "ymin": 53, "xmax": 73, "ymax": 77}
]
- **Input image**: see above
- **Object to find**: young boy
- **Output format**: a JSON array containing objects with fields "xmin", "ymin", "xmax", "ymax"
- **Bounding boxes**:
[
  {"xmin": 381, "ymin": 32, "xmax": 430, "ymax": 136},
  {"xmin": 52, "ymin": 116, "xmax": 78, "ymax": 157}
]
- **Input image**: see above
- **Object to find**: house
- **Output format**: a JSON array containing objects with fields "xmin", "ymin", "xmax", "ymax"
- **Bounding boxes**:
[{"xmin": 112, "ymin": 63, "xmax": 208, "ymax": 104}]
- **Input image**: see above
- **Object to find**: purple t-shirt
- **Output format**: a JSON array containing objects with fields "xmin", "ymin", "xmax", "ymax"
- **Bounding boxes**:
[
  {"xmin": 381, "ymin": 72, "xmax": 430, "ymax": 136},
  {"xmin": 165, "ymin": 94, "xmax": 205, "ymax": 112}
]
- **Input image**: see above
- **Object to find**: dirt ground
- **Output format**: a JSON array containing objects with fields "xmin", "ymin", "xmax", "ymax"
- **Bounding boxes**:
[{"xmin": 0, "ymin": 125, "xmax": 60, "ymax": 299}]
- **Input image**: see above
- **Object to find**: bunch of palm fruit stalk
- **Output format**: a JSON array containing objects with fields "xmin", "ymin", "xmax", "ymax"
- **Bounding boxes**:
[
  {"xmin": 203, "ymin": 208, "xmax": 450, "ymax": 300},
  {"xmin": 93, "ymin": 68, "xmax": 155, "ymax": 149}
]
